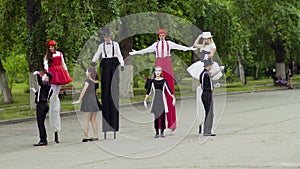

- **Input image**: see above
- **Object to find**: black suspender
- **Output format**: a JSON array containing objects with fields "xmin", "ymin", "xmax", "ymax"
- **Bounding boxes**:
[{"xmin": 103, "ymin": 42, "xmax": 114, "ymax": 58}]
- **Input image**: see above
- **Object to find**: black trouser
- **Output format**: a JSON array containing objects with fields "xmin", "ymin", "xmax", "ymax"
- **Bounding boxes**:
[
  {"xmin": 154, "ymin": 111, "xmax": 166, "ymax": 134},
  {"xmin": 36, "ymin": 102, "xmax": 49, "ymax": 142},
  {"xmin": 100, "ymin": 57, "xmax": 119, "ymax": 132},
  {"xmin": 201, "ymin": 91, "xmax": 214, "ymax": 134}
]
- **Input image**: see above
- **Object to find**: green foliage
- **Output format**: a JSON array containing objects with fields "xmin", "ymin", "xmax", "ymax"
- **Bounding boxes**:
[
  {"xmin": 225, "ymin": 67, "xmax": 235, "ymax": 83},
  {"xmin": 2, "ymin": 53, "xmax": 28, "ymax": 88}
]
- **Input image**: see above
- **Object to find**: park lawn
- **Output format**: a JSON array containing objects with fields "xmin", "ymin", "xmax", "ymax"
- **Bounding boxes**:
[{"xmin": 0, "ymin": 74, "xmax": 299, "ymax": 120}]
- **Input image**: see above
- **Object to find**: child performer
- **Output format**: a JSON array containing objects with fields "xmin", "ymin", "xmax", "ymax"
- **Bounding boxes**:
[
  {"xmin": 144, "ymin": 66, "xmax": 176, "ymax": 138},
  {"xmin": 73, "ymin": 67, "xmax": 100, "ymax": 142},
  {"xmin": 32, "ymin": 71, "xmax": 53, "ymax": 146}
]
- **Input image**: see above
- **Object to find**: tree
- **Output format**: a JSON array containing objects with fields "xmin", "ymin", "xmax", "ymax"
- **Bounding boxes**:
[
  {"xmin": 232, "ymin": 0, "xmax": 300, "ymax": 80},
  {"xmin": 27, "ymin": 0, "xmax": 42, "ymax": 109},
  {"xmin": 0, "ymin": 0, "xmax": 27, "ymax": 103}
]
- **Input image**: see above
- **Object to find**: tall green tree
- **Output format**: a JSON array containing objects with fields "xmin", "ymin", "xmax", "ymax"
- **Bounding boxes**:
[
  {"xmin": 0, "ymin": 0, "xmax": 27, "ymax": 103},
  {"xmin": 232, "ymin": 0, "xmax": 300, "ymax": 79}
]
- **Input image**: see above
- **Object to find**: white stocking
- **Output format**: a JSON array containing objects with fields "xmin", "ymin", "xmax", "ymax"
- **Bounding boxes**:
[{"xmin": 49, "ymin": 84, "xmax": 61, "ymax": 132}]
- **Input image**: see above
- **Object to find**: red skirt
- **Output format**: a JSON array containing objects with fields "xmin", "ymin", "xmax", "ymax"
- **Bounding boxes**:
[
  {"xmin": 48, "ymin": 66, "xmax": 72, "ymax": 85},
  {"xmin": 156, "ymin": 56, "xmax": 176, "ymax": 130}
]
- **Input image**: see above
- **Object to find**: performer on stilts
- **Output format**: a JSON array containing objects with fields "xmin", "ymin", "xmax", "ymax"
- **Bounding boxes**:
[
  {"xmin": 91, "ymin": 27, "xmax": 124, "ymax": 139},
  {"xmin": 44, "ymin": 40, "xmax": 72, "ymax": 143},
  {"xmin": 144, "ymin": 66, "xmax": 175, "ymax": 138},
  {"xmin": 186, "ymin": 32, "xmax": 224, "ymax": 135},
  {"xmin": 130, "ymin": 29, "xmax": 195, "ymax": 133},
  {"xmin": 187, "ymin": 32, "xmax": 223, "ymax": 81}
]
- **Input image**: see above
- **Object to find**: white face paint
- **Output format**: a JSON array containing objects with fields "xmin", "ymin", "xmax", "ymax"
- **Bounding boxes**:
[
  {"xmin": 42, "ymin": 74, "xmax": 47, "ymax": 81},
  {"xmin": 154, "ymin": 67, "xmax": 162, "ymax": 77}
]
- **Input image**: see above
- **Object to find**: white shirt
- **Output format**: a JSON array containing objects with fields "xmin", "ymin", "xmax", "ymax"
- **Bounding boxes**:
[
  {"xmin": 133, "ymin": 40, "xmax": 191, "ymax": 58},
  {"xmin": 44, "ymin": 51, "xmax": 67, "ymax": 71},
  {"xmin": 201, "ymin": 43, "xmax": 216, "ymax": 60},
  {"xmin": 92, "ymin": 41, "xmax": 124, "ymax": 67}
]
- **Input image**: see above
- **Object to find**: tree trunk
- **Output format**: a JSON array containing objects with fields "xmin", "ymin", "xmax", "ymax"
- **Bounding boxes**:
[
  {"xmin": 272, "ymin": 38, "xmax": 286, "ymax": 80},
  {"xmin": 118, "ymin": 17, "xmax": 134, "ymax": 99},
  {"xmin": 0, "ymin": 59, "xmax": 13, "ymax": 104},
  {"xmin": 255, "ymin": 64, "xmax": 259, "ymax": 80},
  {"xmin": 276, "ymin": 62, "xmax": 286, "ymax": 80},
  {"xmin": 27, "ymin": 0, "xmax": 41, "ymax": 109},
  {"xmin": 237, "ymin": 53, "xmax": 246, "ymax": 84}
]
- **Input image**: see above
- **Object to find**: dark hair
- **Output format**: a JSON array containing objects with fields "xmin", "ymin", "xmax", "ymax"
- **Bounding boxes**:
[
  {"xmin": 46, "ymin": 46, "xmax": 56, "ymax": 64},
  {"xmin": 88, "ymin": 67, "xmax": 97, "ymax": 80}
]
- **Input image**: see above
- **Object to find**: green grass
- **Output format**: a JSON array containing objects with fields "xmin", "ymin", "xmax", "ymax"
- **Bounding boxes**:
[{"xmin": 0, "ymin": 74, "xmax": 299, "ymax": 120}]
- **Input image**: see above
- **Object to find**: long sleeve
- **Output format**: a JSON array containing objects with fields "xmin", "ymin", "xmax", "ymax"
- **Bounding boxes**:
[
  {"xmin": 44, "ymin": 59, "xmax": 48, "ymax": 71},
  {"xmin": 146, "ymin": 80, "xmax": 153, "ymax": 95},
  {"xmin": 37, "ymin": 75, "xmax": 43, "ymax": 86},
  {"xmin": 168, "ymin": 41, "xmax": 190, "ymax": 51},
  {"xmin": 60, "ymin": 52, "xmax": 68, "ymax": 70},
  {"xmin": 92, "ymin": 43, "xmax": 103, "ymax": 62},
  {"xmin": 164, "ymin": 79, "xmax": 173, "ymax": 96},
  {"xmin": 115, "ymin": 42, "xmax": 124, "ymax": 67},
  {"xmin": 133, "ymin": 42, "xmax": 157, "ymax": 55}
]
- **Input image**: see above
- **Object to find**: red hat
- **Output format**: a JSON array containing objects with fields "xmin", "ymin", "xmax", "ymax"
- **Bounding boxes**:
[
  {"xmin": 157, "ymin": 29, "xmax": 168, "ymax": 36},
  {"xmin": 47, "ymin": 40, "xmax": 56, "ymax": 46}
]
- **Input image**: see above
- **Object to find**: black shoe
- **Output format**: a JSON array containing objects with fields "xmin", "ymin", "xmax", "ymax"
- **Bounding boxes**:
[
  {"xmin": 88, "ymin": 138, "xmax": 99, "ymax": 141},
  {"xmin": 160, "ymin": 133, "xmax": 165, "ymax": 138},
  {"xmin": 82, "ymin": 138, "xmax": 89, "ymax": 142},
  {"xmin": 203, "ymin": 133, "xmax": 216, "ymax": 136},
  {"xmin": 154, "ymin": 134, "xmax": 159, "ymax": 138},
  {"xmin": 33, "ymin": 141, "xmax": 48, "ymax": 146},
  {"xmin": 54, "ymin": 132, "xmax": 59, "ymax": 143}
]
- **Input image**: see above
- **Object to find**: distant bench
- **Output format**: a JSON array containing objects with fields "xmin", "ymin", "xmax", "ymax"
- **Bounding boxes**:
[{"xmin": 59, "ymin": 85, "xmax": 80, "ymax": 98}]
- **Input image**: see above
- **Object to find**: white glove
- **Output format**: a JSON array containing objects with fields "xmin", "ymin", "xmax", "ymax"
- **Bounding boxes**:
[
  {"xmin": 214, "ymin": 83, "xmax": 220, "ymax": 88},
  {"xmin": 189, "ymin": 46, "xmax": 198, "ymax": 50},
  {"xmin": 33, "ymin": 71, "xmax": 40, "ymax": 75},
  {"xmin": 129, "ymin": 49, "xmax": 137, "ymax": 55},
  {"xmin": 43, "ymin": 60, "xmax": 48, "ymax": 71},
  {"xmin": 220, "ymin": 66, "xmax": 225, "ymax": 71},
  {"xmin": 72, "ymin": 100, "xmax": 80, "ymax": 104},
  {"xmin": 172, "ymin": 98, "xmax": 176, "ymax": 106},
  {"xmin": 30, "ymin": 88, "xmax": 37, "ymax": 93},
  {"xmin": 143, "ymin": 101, "xmax": 148, "ymax": 109}
]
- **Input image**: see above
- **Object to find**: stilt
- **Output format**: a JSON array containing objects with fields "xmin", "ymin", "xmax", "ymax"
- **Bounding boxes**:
[
  {"xmin": 113, "ymin": 131, "xmax": 116, "ymax": 139},
  {"xmin": 104, "ymin": 132, "xmax": 106, "ymax": 139},
  {"xmin": 199, "ymin": 125, "xmax": 202, "ymax": 134},
  {"xmin": 54, "ymin": 132, "xmax": 59, "ymax": 143}
]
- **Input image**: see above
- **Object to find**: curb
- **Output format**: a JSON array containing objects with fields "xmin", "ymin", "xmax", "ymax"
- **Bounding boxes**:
[{"xmin": 0, "ymin": 86, "xmax": 298, "ymax": 125}]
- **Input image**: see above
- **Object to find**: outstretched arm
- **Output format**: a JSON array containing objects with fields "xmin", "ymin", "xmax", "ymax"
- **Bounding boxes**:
[
  {"xmin": 129, "ymin": 43, "xmax": 156, "ymax": 55},
  {"xmin": 168, "ymin": 41, "xmax": 192, "ymax": 51}
]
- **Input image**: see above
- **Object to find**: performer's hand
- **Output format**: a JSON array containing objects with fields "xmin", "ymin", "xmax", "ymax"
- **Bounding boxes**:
[
  {"xmin": 214, "ymin": 83, "xmax": 220, "ymax": 88},
  {"xmin": 172, "ymin": 98, "xmax": 176, "ymax": 106},
  {"xmin": 189, "ymin": 46, "xmax": 198, "ymax": 50},
  {"xmin": 90, "ymin": 62, "xmax": 96, "ymax": 67},
  {"xmin": 143, "ymin": 101, "xmax": 148, "ymax": 109},
  {"xmin": 121, "ymin": 66, "xmax": 125, "ymax": 71},
  {"xmin": 30, "ymin": 88, "xmax": 37, "ymax": 93},
  {"xmin": 72, "ymin": 100, "xmax": 80, "ymax": 104},
  {"xmin": 220, "ymin": 66, "xmax": 225, "ymax": 71},
  {"xmin": 33, "ymin": 71, "xmax": 40, "ymax": 75},
  {"xmin": 129, "ymin": 49, "xmax": 137, "ymax": 55}
]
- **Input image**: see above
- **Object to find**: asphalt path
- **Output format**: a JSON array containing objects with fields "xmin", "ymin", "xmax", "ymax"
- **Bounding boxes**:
[{"xmin": 0, "ymin": 89, "xmax": 300, "ymax": 169}]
